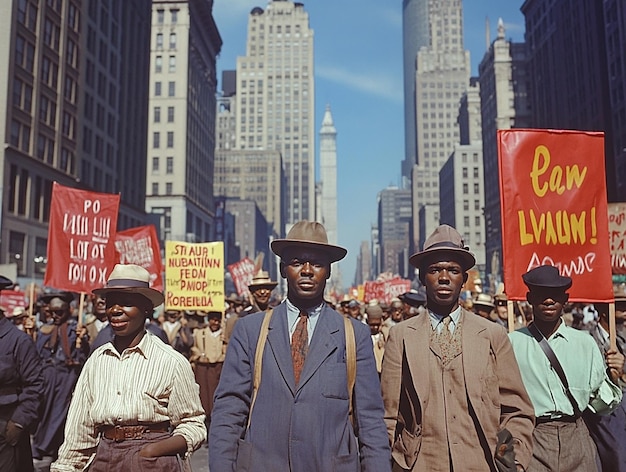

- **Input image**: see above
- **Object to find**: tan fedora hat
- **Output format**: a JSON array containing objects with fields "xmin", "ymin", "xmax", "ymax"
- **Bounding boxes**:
[
  {"xmin": 93, "ymin": 264, "xmax": 164, "ymax": 308},
  {"xmin": 409, "ymin": 224, "xmax": 475, "ymax": 271},
  {"xmin": 248, "ymin": 270, "xmax": 278, "ymax": 290},
  {"xmin": 271, "ymin": 220, "xmax": 347, "ymax": 263}
]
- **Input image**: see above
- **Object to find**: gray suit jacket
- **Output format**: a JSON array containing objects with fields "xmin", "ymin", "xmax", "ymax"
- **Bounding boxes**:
[
  {"xmin": 381, "ymin": 309, "xmax": 535, "ymax": 470},
  {"xmin": 209, "ymin": 301, "xmax": 391, "ymax": 472}
]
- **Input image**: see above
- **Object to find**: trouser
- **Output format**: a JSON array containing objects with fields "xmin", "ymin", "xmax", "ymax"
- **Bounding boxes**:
[
  {"xmin": 0, "ymin": 404, "xmax": 34, "ymax": 472},
  {"xmin": 88, "ymin": 431, "xmax": 183, "ymax": 472}
]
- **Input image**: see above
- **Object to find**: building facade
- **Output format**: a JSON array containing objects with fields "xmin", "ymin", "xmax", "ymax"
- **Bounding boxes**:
[
  {"xmin": 318, "ymin": 104, "xmax": 337, "ymax": 246},
  {"xmin": 377, "ymin": 187, "xmax": 412, "ymax": 278},
  {"xmin": 145, "ymin": 0, "xmax": 222, "ymax": 246},
  {"xmin": 0, "ymin": 0, "xmax": 151, "ymax": 282}
]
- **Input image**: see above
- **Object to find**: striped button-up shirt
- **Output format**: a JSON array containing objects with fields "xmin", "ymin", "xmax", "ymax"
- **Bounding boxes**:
[{"xmin": 51, "ymin": 331, "xmax": 206, "ymax": 471}]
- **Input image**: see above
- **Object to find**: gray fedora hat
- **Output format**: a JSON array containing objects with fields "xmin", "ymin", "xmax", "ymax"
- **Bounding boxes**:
[
  {"xmin": 271, "ymin": 220, "xmax": 347, "ymax": 263},
  {"xmin": 93, "ymin": 264, "xmax": 164, "ymax": 308},
  {"xmin": 409, "ymin": 224, "xmax": 476, "ymax": 271}
]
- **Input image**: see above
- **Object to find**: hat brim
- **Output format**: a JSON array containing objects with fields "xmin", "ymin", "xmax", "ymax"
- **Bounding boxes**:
[
  {"xmin": 409, "ymin": 247, "xmax": 476, "ymax": 271},
  {"xmin": 271, "ymin": 239, "xmax": 347, "ymax": 263},
  {"xmin": 399, "ymin": 293, "xmax": 427, "ymax": 307},
  {"xmin": 92, "ymin": 286, "xmax": 164, "ymax": 308},
  {"xmin": 248, "ymin": 282, "xmax": 278, "ymax": 290},
  {"xmin": 40, "ymin": 292, "xmax": 75, "ymax": 304}
]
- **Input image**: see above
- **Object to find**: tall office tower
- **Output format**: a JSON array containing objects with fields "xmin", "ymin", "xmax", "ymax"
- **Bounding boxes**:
[
  {"xmin": 521, "ymin": 0, "xmax": 617, "ymax": 200},
  {"xmin": 224, "ymin": 198, "xmax": 270, "ymax": 266},
  {"xmin": 406, "ymin": 0, "xmax": 470, "ymax": 255},
  {"xmin": 355, "ymin": 240, "xmax": 372, "ymax": 286},
  {"xmin": 318, "ymin": 105, "xmax": 337, "ymax": 246},
  {"xmin": 0, "ymin": 0, "xmax": 151, "ymax": 281},
  {"xmin": 216, "ymin": 70, "xmax": 236, "ymax": 151},
  {"xmin": 146, "ymin": 0, "xmax": 222, "ymax": 244},
  {"xmin": 377, "ymin": 187, "xmax": 413, "ymax": 278},
  {"xmin": 235, "ymin": 1, "xmax": 315, "ymax": 231},
  {"xmin": 478, "ymin": 19, "xmax": 530, "ymax": 288}
]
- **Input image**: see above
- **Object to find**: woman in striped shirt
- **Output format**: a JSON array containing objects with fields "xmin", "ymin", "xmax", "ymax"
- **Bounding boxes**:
[{"xmin": 51, "ymin": 264, "xmax": 206, "ymax": 472}]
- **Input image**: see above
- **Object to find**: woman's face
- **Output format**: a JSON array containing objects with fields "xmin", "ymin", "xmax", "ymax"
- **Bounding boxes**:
[{"xmin": 105, "ymin": 292, "xmax": 150, "ymax": 338}]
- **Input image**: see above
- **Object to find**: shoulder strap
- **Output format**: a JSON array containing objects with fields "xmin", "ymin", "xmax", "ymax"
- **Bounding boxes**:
[
  {"xmin": 343, "ymin": 316, "xmax": 356, "ymax": 428},
  {"xmin": 528, "ymin": 323, "xmax": 582, "ymax": 416},
  {"xmin": 247, "ymin": 309, "xmax": 274, "ymax": 430}
]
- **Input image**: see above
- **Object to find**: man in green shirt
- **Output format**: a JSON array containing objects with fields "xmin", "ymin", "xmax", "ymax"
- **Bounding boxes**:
[{"xmin": 509, "ymin": 265, "xmax": 624, "ymax": 471}]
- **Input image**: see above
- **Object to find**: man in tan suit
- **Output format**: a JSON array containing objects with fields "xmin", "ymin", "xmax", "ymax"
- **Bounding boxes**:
[{"xmin": 381, "ymin": 224, "xmax": 534, "ymax": 471}]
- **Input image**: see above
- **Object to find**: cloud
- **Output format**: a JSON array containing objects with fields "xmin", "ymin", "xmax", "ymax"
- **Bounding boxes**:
[{"xmin": 316, "ymin": 65, "xmax": 403, "ymax": 103}]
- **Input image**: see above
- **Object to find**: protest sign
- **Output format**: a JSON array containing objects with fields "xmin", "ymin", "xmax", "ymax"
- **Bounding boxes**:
[
  {"xmin": 165, "ymin": 241, "xmax": 224, "ymax": 310},
  {"xmin": 115, "ymin": 225, "xmax": 163, "ymax": 291},
  {"xmin": 498, "ymin": 129, "xmax": 612, "ymax": 302},
  {"xmin": 44, "ymin": 183, "xmax": 120, "ymax": 293},
  {"xmin": 227, "ymin": 257, "xmax": 256, "ymax": 297},
  {"xmin": 0, "ymin": 290, "xmax": 27, "ymax": 312},
  {"xmin": 363, "ymin": 277, "xmax": 411, "ymax": 304},
  {"xmin": 608, "ymin": 203, "xmax": 626, "ymax": 275}
]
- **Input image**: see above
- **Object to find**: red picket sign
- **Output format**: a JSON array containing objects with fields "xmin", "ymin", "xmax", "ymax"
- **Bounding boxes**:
[{"xmin": 115, "ymin": 225, "xmax": 164, "ymax": 292}]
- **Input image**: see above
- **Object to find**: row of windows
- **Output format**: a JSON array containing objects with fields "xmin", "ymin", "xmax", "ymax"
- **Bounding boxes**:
[
  {"xmin": 155, "ymin": 33, "xmax": 177, "ymax": 50},
  {"xmin": 155, "ymin": 81, "xmax": 176, "ymax": 96},
  {"xmin": 156, "ymin": 9, "xmax": 179, "ymax": 25},
  {"xmin": 155, "ymin": 55, "xmax": 176, "ymax": 73},
  {"xmin": 154, "ymin": 106, "xmax": 175, "ymax": 123},
  {"xmin": 152, "ymin": 131, "xmax": 175, "ymax": 148},
  {"xmin": 151, "ymin": 182, "xmax": 173, "ymax": 195},
  {"xmin": 152, "ymin": 156, "xmax": 174, "ymax": 174},
  {"xmin": 462, "ymin": 200, "xmax": 482, "ymax": 211},
  {"xmin": 463, "ymin": 216, "xmax": 482, "ymax": 227}
]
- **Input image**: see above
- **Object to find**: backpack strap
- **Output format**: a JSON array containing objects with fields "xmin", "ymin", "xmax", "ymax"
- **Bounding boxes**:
[
  {"xmin": 247, "ymin": 308, "xmax": 274, "ymax": 430},
  {"xmin": 344, "ymin": 316, "xmax": 357, "ymax": 429}
]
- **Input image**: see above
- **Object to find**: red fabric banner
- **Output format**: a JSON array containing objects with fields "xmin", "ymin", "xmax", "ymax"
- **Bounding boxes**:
[
  {"xmin": 44, "ymin": 182, "xmax": 120, "ymax": 293},
  {"xmin": 363, "ymin": 278, "xmax": 411, "ymax": 304},
  {"xmin": 227, "ymin": 258, "xmax": 255, "ymax": 296},
  {"xmin": 608, "ymin": 203, "xmax": 626, "ymax": 275},
  {"xmin": 114, "ymin": 225, "xmax": 164, "ymax": 292},
  {"xmin": 0, "ymin": 290, "xmax": 27, "ymax": 312},
  {"xmin": 498, "ymin": 129, "xmax": 612, "ymax": 302}
]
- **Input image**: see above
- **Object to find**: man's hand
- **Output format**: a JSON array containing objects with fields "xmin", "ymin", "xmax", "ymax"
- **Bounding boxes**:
[
  {"xmin": 605, "ymin": 349, "xmax": 625, "ymax": 382},
  {"xmin": 4, "ymin": 420, "xmax": 23, "ymax": 446}
]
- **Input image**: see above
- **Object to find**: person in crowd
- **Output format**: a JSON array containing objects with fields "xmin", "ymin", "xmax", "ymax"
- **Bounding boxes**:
[
  {"xmin": 50, "ymin": 264, "xmax": 206, "ymax": 471},
  {"xmin": 586, "ymin": 285, "xmax": 626, "ymax": 471},
  {"xmin": 209, "ymin": 220, "xmax": 390, "ymax": 471},
  {"xmin": 0, "ymin": 276, "xmax": 44, "ymax": 471},
  {"xmin": 381, "ymin": 224, "xmax": 534, "ymax": 471},
  {"xmin": 162, "ymin": 309, "xmax": 194, "ymax": 358},
  {"xmin": 389, "ymin": 298, "xmax": 404, "ymax": 325},
  {"xmin": 509, "ymin": 265, "xmax": 624, "ymax": 471},
  {"xmin": 365, "ymin": 301, "xmax": 386, "ymax": 376},
  {"xmin": 31, "ymin": 292, "xmax": 89, "ymax": 463},
  {"xmin": 190, "ymin": 311, "xmax": 226, "ymax": 432},
  {"xmin": 493, "ymin": 293, "xmax": 526, "ymax": 331},
  {"xmin": 473, "ymin": 292, "xmax": 496, "ymax": 320},
  {"xmin": 8, "ymin": 306, "xmax": 28, "ymax": 330},
  {"xmin": 245, "ymin": 270, "xmax": 278, "ymax": 314},
  {"xmin": 399, "ymin": 289, "xmax": 427, "ymax": 319},
  {"xmin": 346, "ymin": 298, "xmax": 362, "ymax": 321},
  {"xmin": 84, "ymin": 294, "xmax": 108, "ymax": 346}
]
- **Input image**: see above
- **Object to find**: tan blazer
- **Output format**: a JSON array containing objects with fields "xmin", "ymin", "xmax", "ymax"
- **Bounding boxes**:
[{"xmin": 381, "ymin": 308, "xmax": 535, "ymax": 470}]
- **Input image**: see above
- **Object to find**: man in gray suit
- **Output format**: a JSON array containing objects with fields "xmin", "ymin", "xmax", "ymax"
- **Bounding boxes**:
[
  {"xmin": 209, "ymin": 221, "xmax": 390, "ymax": 471},
  {"xmin": 381, "ymin": 224, "xmax": 534, "ymax": 471}
]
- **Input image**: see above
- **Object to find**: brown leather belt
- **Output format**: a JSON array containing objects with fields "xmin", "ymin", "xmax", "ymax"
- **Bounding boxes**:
[
  {"xmin": 536, "ymin": 415, "xmax": 578, "ymax": 424},
  {"xmin": 100, "ymin": 422, "xmax": 170, "ymax": 441}
]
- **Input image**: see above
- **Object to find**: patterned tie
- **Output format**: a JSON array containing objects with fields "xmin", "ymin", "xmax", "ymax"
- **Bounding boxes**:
[
  {"xmin": 291, "ymin": 311, "xmax": 308, "ymax": 385},
  {"xmin": 434, "ymin": 315, "xmax": 454, "ymax": 366}
]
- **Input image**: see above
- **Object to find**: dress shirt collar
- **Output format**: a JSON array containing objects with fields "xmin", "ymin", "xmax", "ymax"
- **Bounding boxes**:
[
  {"xmin": 100, "ymin": 329, "xmax": 152, "ymax": 360},
  {"xmin": 546, "ymin": 319, "xmax": 570, "ymax": 341},
  {"xmin": 429, "ymin": 306, "xmax": 461, "ymax": 333}
]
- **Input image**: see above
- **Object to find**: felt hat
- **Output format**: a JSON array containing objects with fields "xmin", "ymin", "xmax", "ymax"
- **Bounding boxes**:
[
  {"xmin": 494, "ymin": 293, "xmax": 508, "ymax": 306},
  {"xmin": 365, "ymin": 302, "xmax": 384, "ymax": 320},
  {"xmin": 248, "ymin": 270, "xmax": 278, "ymax": 290},
  {"xmin": 0, "ymin": 276, "xmax": 13, "ymax": 291},
  {"xmin": 409, "ymin": 224, "xmax": 476, "ymax": 271},
  {"xmin": 39, "ymin": 291, "xmax": 75, "ymax": 304},
  {"xmin": 473, "ymin": 293, "xmax": 495, "ymax": 309},
  {"xmin": 8, "ymin": 306, "xmax": 27, "ymax": 319},
  {"xmin": 92, "ymin": 264, "xmax": 164, "ymax": 308},
  {"xmin": 271, "ymin": 220, "xmax": 347, "ymax": 263},
  {"xmin": 399, "ymin": 289, "xmax": 427, "ymax": 307},
  {"xmin": 206, "ymin": 311, "xmax": 222, "ymax": 319},
  {"xmin": 522, "ymin": 265, "xmax": 572, "ymax": 291}
]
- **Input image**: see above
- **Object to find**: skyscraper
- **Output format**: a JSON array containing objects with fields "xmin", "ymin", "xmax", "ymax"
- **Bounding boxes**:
[
  {"xmin": 0, "ymin": 0, "xmax": 151, "ymax": 280},
  {"xmin": 234, "ymin": 1, "xmax": 315, "ymax": 232},
  {"xmin": 403, "ymin": 0, "xmax": 471, "ymax": 254},
  {"xmin": 318, "ymin": 105, "xmax": 337, "ymax": 246},
  {"xmin": 145, "ymin": 0, "xmax": 222, "ymax": 244}
]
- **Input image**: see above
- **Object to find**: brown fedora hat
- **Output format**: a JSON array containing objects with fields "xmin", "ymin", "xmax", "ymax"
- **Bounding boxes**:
[
  {"xmin": 409, "ymin": 224, "xmax": 476, "ymax": 271},
  {"xmin": 248, "ymin": 270, "xmax": 278, "ymax": 290},
  {"xmin": 93, "ymin": 264, "xmax": 164, "ymax": 308},
  {"xmin": 271, "ymin": 220, "xmax": 347, "ymax": 263}
]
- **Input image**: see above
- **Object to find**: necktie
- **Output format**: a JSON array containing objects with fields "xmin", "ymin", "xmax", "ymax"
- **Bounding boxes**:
[
  {"xmin": 291, "ymin": 311, "xmax": 308, "ymax": 384},
  {"xmin": 437, "ymin": 315, "xmax": 452, "ymax": 343}
]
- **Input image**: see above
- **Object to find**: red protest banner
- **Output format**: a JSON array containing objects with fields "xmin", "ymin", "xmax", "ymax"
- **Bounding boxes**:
[
  {"xmin": 114, "ymin": 225, "xmax": 164, "ymax": 291},
  {"xmin": 364, "ymin": 278, "xmax": 411, "ymax": 304},
  {"xmin": 608, "ymin": 203, "xmax": 626, "ymax": 275},
  {"xmin": 44, "ymin": 182, "xmax": 120, "ymax": 293},
  {"xmin": 0, "ymin": 290, "xmax": 27, "ymax": 312},
  {"xmin": 227, "ymin": 257, "xmax": 255, "ymax": 297},
  {"xmin": 498, "ymin": 129, "xmax": 612, "ymax": 302}
]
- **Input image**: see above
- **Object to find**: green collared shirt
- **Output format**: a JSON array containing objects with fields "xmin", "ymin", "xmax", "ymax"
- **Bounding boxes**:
[{"xmin": 509, "ymin": 320, "xmax": 622, "ymax": 417}]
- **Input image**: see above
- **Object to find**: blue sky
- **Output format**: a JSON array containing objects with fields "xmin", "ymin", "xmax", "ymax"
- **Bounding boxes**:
[{"xmin": 213, "ymin": 0, "xmax": 526, "ymax": 288}]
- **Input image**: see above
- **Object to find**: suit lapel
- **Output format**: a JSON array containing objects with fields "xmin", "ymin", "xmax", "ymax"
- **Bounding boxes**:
[
  {"xmin": 296, "ymin": 306, "xmax": 340, "ymax": 393},
  {"xmin": 266, "ymin": 303, "xmax": 297, "ymax": 394},
  {"xmin": 461, "ymin": 310, "xmax": 490, "ymax": 401},
  {"xmin": 404, "ymin": 314, "xmax": 432, "ymax": 404}
]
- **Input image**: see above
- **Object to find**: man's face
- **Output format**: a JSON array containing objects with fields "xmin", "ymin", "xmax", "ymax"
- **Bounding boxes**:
[
  {"xmin": 495, "ymin": 302, "xmax": 508, "ymax": 320},
  {"xmin": 280, "ymin": 247, "xmax": 330, "ymax": 306},
  {"xmin": 390, "ymin": 303, "xmax": 403, "ymax": 322},
  {"xmin": 422, "ymin": 258, "xmax": 467, "ymax": 310},
  {"xmin": 251, "ymin": 287, "xmax": 272, "ymax": 307},
  {"xmin": 527, "ymin": 287, "xmax": 568, "ymax": 323},
  {"xmin": 105, "ymin": 292, "xmax": 150, "ymax": 338},
  {"xmin": 208, "ymin": 316, "xmax": 221, "ymax": 332},
  {"xmin": 368, "ymin": 317, "xmax": 382, "ymax": 335},
  {"xmin": 48, "ymin": 298, "xmax": 70, "ymax": 325},
  {"xmin": 93, "ymin": 296, "xmax": 107, "ymax": 320}
]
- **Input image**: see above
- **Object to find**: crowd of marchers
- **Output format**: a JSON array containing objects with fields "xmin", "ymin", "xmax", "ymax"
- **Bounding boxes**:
[{"xmin": 1, "ymin": 220, "xmax": 626, "ymax": 472}]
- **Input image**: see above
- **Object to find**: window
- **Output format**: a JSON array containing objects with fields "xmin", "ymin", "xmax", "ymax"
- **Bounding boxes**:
[
  {"xmin": 463, "ymin": 199, "xmax": 469, "ymax": 211},
  {"xmin": 152, "ymin": 157, "xmax": 159, "ymax": 172},
  {"xmin": 473, "ymin": 183, "xmax": 480, "ymax": 193},
  {"xmin": 166, "ymin": 182, "xmax": 173, "ymax": 195},
  {"xmin": 462, "ymin": 183, "xmax": 468, "ymax": 194},
  {"xmin": 171, "ymin": 9, "xmax": 178, "ymax": 23},
  {"xmin": 464, "ymin": 216, "xmax": 470, "ymax": 227},
  {"xmin": 155, "ymin": 81, "xmax": 162, "ymax": 96},
  {"xmin": 475, "ymin": 216, "xmax": 481, "ymax": 226},
  {"xmin": 154, "ymin": 106, "xmax": 161, "ymax": 123},
  {"xmin": 153, "ymin": 132, "xmax": 160, "ymax": 148},
  {"xmin": 157, "ymin": 9, "xmax": 164, "ymax": 24},
  {"xmin": 474, "ymin": 200, "xmax": 480, "ymax": 211},
  {"xmin": 168, "ymin": 81, "xmax": 175, "ymax": 96},
  {"xmin": 9, "ymin": 231, "xmax": 25, "ymax": 275},
  {"xmin": 169, "ymin": 33, "xmax": 176, "ymax": 49},
  {"xmin": 155, "ymin": 55, "xmax": 162, "ymax": 73},
  {"xmin": 10, "ymin": 120, "xmax": 30, "ymax": 152},
  {"xmin": 473, "ymin": 167, "xmax": 479, "ymax": 179},
  {"xmin": 168, "ymin": 56, "xmax": 176, "ymax": 73},
  {"xmin": 166, "ymin": 156, "xmax": 173, "ymax": 174},
  {"xmin": 156, "ymin": 33, "xmax": 163, "ymax": 49},
  {"xmin": 167, "ymin": 131, "xmax": 174, "ymax": 148},
  {"xmin": 167, "ymin": 106, "xmax": 174, "ymax": 122},
  {"xmin": 152, "ymin": 182, "xmax": 159, "ymax": 195},
  {"xmin": 462, "ymin": 167, "xmax": 468, "ymax": 178}
]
